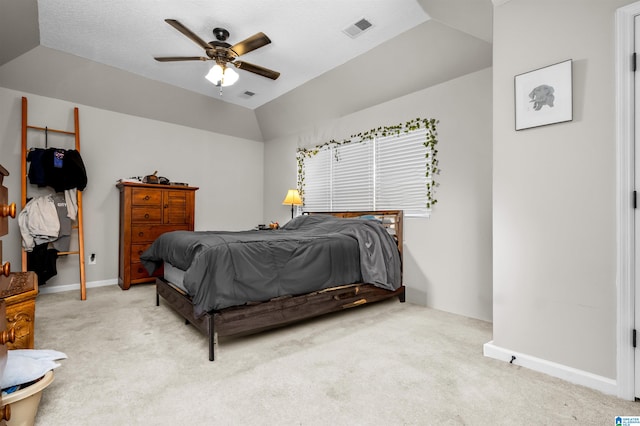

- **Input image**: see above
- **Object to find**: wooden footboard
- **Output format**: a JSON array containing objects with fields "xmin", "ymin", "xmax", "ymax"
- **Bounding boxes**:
[
  {"xmin": 215, "ymin": 282, "xmax": 405, "ymax": 336},
  {"xmin": 156, "ymin": 277, "xmax": 405, "ymax": 361}
]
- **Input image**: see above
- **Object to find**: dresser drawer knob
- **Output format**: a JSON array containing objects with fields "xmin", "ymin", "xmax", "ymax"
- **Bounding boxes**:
[
  {"xmin": 138, "ymin": 250, "xmax": 144, "ymax": 255},
  {"xmin": 144, "ymin": 195, "xmax": 150, "ymax": 201},
  {"xmin": 1, "ymin": 261, "xmax": 9, "ymax": 277},
  {"xmin": 138, "ymin": 232, "xmax": 144, "ymax": 237},
  {"xmin": 0, "ymin": 203, "xmax": 16, "ymax": 218},
  {"xmin": 0, "ymin": 328, "xmax": 16, "ymax": 345},
  {"xmin": 144, "ymin": 213, "xmax": 150, "ymax": 219},
  {"xmin": 0, "ymin": 404, "xmax": 10, "ymax": 421}
]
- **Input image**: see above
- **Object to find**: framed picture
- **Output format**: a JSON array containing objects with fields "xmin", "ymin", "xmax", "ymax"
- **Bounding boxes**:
[{"xmin": 514, "ymin": 59, "xmax": 573, "ymax": 131}]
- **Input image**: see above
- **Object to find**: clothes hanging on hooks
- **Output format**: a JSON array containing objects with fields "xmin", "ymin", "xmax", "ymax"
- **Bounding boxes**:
[
  {"xmin": 27, "ymin": 244, "xmax": 58, "ymax": 285},
  {"xmin": 65, "ymin": 188, "xmax": 78, "ymax": 221},
  {"xmin": 27, "ymin": 148, "xmax": 87, "ymax": 192},
  {"xmin": 18, "ymin": 194, "xmax": 59, "ymax": 252},
  {"xmin": 51, "ymin": 192, "xmax": 71, "ymax": 252},
  {"xmin": 26, "ymin": 148, "xmax": 46, "ymax": 186},
  {"xmin": 18, "ymin": 193, "xmax": 74, "ymax": 285}
]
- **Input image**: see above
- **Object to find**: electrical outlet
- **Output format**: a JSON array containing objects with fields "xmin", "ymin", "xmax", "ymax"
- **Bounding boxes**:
[{"xmin": 89, "ymin": 253, "xmax": 96, "ymax": 265}]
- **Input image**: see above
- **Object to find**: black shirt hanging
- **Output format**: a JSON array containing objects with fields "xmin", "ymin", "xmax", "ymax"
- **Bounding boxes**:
[{"xmin": 28, "ymin": 148, "xmax": 87, "ymax": 192}]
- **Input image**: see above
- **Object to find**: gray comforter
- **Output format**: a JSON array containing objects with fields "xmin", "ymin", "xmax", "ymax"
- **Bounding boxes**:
[{"xmin": 140, "ymin": 214, "xmax": 401, "ymax": 316}]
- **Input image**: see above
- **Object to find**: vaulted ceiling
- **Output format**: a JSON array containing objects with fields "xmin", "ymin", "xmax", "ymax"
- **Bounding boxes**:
[{"xmin": 0, "ymin": 0, "xmax": 493, "ymax": 141}]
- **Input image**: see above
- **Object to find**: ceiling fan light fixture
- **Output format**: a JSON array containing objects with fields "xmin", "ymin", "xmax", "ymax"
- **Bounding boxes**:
[
  {"xmin": 205, "ymin": 64, "xmax": 224, "ymax": 84},
  {"xmin": 222, "ymin": 67, "xmax": 239, "ymax": 86},
  {"xmin": 205, "ymin": 64, "xmax": 239, "ymax": 87}
]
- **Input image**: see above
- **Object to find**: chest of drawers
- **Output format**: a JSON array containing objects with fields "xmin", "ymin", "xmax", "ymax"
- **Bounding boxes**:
[{"xmin": 117, "ymin": 182, "xmax": 198, "ymax": 290}]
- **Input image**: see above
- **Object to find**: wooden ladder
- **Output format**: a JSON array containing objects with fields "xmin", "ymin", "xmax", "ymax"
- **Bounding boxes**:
[{"xmin": 20, "ymin": 96, "xmax": 87, "ymax": 300}]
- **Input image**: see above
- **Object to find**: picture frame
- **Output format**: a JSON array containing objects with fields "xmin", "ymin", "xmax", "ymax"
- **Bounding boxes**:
[{"xmin": 514, "ymin": 59, "xmax": 573, "ymax": 131}]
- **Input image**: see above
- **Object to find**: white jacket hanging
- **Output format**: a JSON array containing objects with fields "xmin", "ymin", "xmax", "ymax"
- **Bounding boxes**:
[{"xmin": 18, "ymin": 195, "xmax": 60, "ymax": 252}]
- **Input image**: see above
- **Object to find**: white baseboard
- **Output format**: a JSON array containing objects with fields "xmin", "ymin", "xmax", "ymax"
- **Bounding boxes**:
[
  {"xmin": 483, "ymin": 341, "xmax": 618, "ymax": 397},
  {"xmin": 38, "ymin": 278, "xmax": 119, "ymax": 295}
]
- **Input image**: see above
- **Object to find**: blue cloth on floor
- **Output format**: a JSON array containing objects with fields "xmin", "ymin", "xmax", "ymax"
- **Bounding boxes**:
[{"xmin": 0, "ymin": 349, "xmax": 66, "ymax": 390}]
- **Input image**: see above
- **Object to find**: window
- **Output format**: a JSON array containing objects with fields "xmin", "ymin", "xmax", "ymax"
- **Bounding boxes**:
[{"xmin": 298, "ymin": 119, "xmax": 438, "ymax": 217}]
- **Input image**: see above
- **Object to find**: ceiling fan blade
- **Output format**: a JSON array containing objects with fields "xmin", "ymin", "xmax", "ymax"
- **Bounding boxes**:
[
  {"xmin": 154, "ymin": 56, "xmax": 209, "ymax": 62},
  {"xmin": 233, "ymin": 61, "xmax": 280, "ymax": 80},
  {"xmin": 230, "ymin": 32, "xmax": 271, "ymax": 56},
  {"xmin": 165, "ymin": 19, "xmax": 212, "ymax": 50}
]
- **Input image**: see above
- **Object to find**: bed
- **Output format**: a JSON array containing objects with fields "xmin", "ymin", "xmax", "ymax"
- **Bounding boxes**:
[{"xmin": 140, "ymin": 210, "xmax": 405, "ymax": 361}]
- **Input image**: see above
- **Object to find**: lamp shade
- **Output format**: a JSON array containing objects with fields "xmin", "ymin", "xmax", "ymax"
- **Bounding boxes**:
[{"xmin": 282, "ymin": 189, "xmax": 302, "ymax": 206}]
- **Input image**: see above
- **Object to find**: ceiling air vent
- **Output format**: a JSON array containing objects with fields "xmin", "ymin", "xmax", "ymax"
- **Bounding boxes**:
[
  {"xmin": 239, "ymin": 90, "xmax": 256, "ymax": 99},
  {"xmin": 343, "ymin": 18, "xmax": 373, "ymax": 39}
]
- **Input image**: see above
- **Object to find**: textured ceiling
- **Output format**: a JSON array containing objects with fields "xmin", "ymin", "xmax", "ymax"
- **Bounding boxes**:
[{"xmin": 36, "ymin": 0, "xmax": 429, "ymax": 110}]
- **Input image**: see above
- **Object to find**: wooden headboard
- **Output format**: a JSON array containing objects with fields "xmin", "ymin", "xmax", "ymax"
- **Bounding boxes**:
[{"xmin": 307, "ymin": 210, "xmax": 404, "ymax": 258}]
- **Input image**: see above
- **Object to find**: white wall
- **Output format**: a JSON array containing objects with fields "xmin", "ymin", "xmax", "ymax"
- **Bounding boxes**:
[
  {"xmin": 264, "ymin": 68, "xmax": 494, "ymax": 321},
  {"xmin": 492, "ymin": 0, "xmax": 635, "ymax": 381},
  {"xmin": 0, "ymin": 87, "xmax": 264, "ymax": 293}
]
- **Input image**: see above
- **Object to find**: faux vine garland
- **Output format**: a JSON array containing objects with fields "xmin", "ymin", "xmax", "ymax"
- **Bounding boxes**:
[{"xmin": 296, "ymin": 117, "xmax": 440, "ymax": 209}]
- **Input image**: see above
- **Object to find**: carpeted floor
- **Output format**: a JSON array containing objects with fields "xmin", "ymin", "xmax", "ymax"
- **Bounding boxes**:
[{"xmin": 30, "ymin": 284, "xmax": 640, "ymax": 425}]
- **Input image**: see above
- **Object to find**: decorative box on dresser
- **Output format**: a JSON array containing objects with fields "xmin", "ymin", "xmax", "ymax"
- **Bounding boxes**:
[{"xmin": 117, "ymin": 182, "xmax": 197, "ymax": 290}]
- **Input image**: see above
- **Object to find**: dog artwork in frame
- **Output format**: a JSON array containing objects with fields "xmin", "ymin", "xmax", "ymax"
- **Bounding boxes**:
[{"xmin": 514, "ymin": 59, "xmax": 573, "ymax": 131}]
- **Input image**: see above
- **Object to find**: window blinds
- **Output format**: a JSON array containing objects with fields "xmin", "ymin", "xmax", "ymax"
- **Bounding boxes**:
[
  {"xmin": 376, "ymin": 129, "xmax": 428, "ymax": 216},
  {"xmin": 301, "ymin": 127, "xmax": 430, "ymax": 217}
]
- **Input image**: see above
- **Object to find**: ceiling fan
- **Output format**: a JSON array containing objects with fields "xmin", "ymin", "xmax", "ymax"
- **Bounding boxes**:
[{"xmin": 154, "ymin": 19, "xmax": 280, "ymax": 83}]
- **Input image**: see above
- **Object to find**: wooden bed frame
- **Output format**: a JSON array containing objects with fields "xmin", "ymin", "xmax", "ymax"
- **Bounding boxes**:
[{"xmin": 155, "ymin": 210, "xmax": 405, "ymax": 361}]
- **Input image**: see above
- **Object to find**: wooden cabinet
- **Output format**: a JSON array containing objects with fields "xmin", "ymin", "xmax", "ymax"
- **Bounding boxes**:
[
  {"xmin": 0, "ymin": 272, "xmax": 37, "ymax": 349},
  {"xmin": 0, "ymin": 163, "xmax": 16, "ymax": 421},
  {"xmin": 117, "ymin": 182, "xmax": 197, "ymax": 290},
  {"xmin": 0, "ymin": 165, "xmax": 35, "ymax": 350}
]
